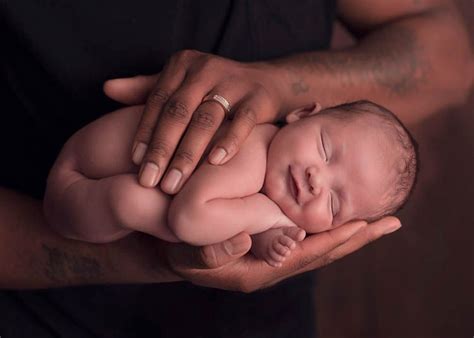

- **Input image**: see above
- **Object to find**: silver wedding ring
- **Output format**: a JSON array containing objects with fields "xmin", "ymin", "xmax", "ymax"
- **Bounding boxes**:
[{"xmin": 202, "ymin": 94, "xmax": 232, "ymax": 117}]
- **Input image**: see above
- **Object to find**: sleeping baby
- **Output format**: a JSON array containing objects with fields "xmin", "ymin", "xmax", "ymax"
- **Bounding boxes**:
[{"xmin": 43, "ymin": 100, "xmax": 418, "ymax": 267}]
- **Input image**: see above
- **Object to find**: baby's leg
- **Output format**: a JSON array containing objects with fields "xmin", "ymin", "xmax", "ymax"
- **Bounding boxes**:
[
  {"xmin": 108, "ymin": 174, "xmax": 180, "ymax": 242},
  {"xmin": 250, "ymin": 227, "xmax": 306, "ymax": 267},
  {"xmin": 44, "ymin": 105, "xmax": 179, "ymax": 243},
  {"xmin": 45, "ymin": 163, "xmax": 180, "ymax": 243}
]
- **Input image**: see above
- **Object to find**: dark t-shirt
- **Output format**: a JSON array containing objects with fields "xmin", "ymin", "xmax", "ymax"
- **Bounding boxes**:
[{"xmin": 1, "ymin": 1, "xmax": 335, "ymax": 337}]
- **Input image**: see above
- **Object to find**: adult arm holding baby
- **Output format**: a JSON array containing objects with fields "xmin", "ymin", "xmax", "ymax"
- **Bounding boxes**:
[
  {"xmin": 107, "ymin": 0, "xmax": 471, "ymax": 194},
  {"xmin": 1, "ymin": 0, "xmax": 471, "ymax": 292},
  {"xmin": 99, "ymin": 0, "xmax": 471, "ymax": 290}
]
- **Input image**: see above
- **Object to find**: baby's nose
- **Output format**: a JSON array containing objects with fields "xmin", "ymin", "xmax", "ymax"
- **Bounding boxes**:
[{"xmin": 306, "ymin": 167, "xmax": 323, "ymax": 195}]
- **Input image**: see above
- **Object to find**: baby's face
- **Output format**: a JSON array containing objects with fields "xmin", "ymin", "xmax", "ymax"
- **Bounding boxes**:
[{"xmin": 264, "ymin": 109, "xmax": 394, "ymax": 233}]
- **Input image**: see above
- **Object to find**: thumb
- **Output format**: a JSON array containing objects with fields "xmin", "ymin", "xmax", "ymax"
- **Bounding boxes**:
[
  {"xmin": 168, "ymin": 232, "xmax": 252, "ymax": 271},
  {"xmin": 103, "ymin": 74, "xmax": 160, "ymax": 105}
]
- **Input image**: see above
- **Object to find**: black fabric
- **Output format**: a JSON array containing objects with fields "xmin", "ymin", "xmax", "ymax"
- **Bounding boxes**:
[
  {"xmin": 1, "ymin": 273, "xmax": 318, "ymax": 338},
  {"xmin": 1, "ymin": 0, "xmax": 335, "ymax": 337}
]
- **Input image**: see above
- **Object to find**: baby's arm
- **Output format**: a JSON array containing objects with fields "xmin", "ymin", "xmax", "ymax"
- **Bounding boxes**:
[
  {"xmin": 43, "ymin": 106, "xmax": 179, "ymax": 243},
  {"xmin": 168, "ymin": 124, "xmax": 305, "ymax": 249}
]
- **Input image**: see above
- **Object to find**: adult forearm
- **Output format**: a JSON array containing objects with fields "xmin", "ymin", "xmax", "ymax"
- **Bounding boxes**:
[
  {"xmin": 0, "ymin": 187, "xmax": 180, "ymax": 289},
  {"xmin": 264, "ymin": 7, "xmax": 472, "ymax": 126}
]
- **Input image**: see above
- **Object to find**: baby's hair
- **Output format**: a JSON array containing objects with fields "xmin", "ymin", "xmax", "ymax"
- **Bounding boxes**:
[{"xmin": 320, "ymin": 100, "xmax": 419, "ymax": 222}]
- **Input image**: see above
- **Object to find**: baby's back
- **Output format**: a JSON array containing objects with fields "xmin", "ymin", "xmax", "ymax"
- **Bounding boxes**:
[
  {"xmin": 45, "ymin": 104, "xmax": 280, "ymax": 243},
  {"xmin": 72, "ymin": 105, "xmax": 278, "ymax": 180}
]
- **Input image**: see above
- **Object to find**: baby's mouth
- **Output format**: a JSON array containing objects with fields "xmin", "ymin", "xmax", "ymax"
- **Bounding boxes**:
[{"xmin": 288, "ymin": 166, "xmax": 300, "ymax": 204}]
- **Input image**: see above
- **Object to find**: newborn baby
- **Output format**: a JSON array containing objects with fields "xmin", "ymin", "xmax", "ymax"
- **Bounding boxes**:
[{"xmin": 44, "ymin": 100, "xmax": 418, "ymax": 267}]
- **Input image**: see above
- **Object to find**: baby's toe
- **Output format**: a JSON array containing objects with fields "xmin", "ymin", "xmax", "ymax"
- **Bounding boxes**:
[
  {"xmin": 265, "ymin": 257, "xmax": 283, "ymax": 268},
  {"xmin": 272, "ymin": 241, "xmax": 290, "ymax": 257},
  {"xmin": 283, "ymin": 227, "xmax": 306, "ymax": 242},
  {"xmin": 271, "ymin": 261, "xmax": 283, "ymax": 268},
  {"xmin": 279, "ymin": 235, "xmax": 296, "ymax": 250},
  {"xmin": 268, "ymin": 247, "xmax": 286, "ymax": 263}
]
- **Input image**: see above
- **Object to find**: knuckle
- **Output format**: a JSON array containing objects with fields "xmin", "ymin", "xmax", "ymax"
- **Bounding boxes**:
[
  {"xmin": 174, "ymin": 49, "xmax": 198, "ymax": 63},
  {"xmin": 190, "ymin": 108, "xmax": 219, "ymax": 132},
  {"xmin": 148, "ymin": 139, "xmax": 172, "ymax": 160},
  {"xmin": 365, "ymin": 234, "xmax": 377, "ymax": 245},
  {"xmin": 235, "ymin": 106, "xmax": 257, "ymax": 127},
  {"xmin": 174, "ymin": 150, "xmax": 195, "ymax": 165},
  {"xmin": 200, "ymin": 246, "xmax": 219, "ymax": 269},
  {"xmin": 163, "ymin": 99, "xmax": 190, "ymax": 123},
  {"xmin": 294, "ymin": 253, "xmax": 320, "ymax": 271},
  {"xmin": 135, "ymin": 124, "xmax": 154, "ymax": 142},
  {"xmin": 320, "ymin": 254, "xmax": 336, "ymax": 267},
  {"xmin": 148, "ymin": 88, "xmax": 170, "ymax": 106},
  {"xmin": 253, "ymin": 83, "xmax": 272, "ymax": 99},
  {"xmin": 199, "ymin": 56, "xmax": 218, "ymax": 73},
  {"xmin": 223, "ymin": 131, "xmax": 240, "ymax": 154}
]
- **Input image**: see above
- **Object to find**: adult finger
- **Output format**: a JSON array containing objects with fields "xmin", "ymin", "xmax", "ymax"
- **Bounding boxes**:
[
  {"xmin": 130, "ymin": 60, "xmax": 188, "ymax": 168},
  {"xmin": 166, "ymin": 232, "xmax": 252, "ymax": 273},
  {"xmin": 231, "ymin": 221, "xmax": 368, "ymax": 293},
  {"xmin": 159, "ymin": 88, "xmax": 244, "ymax": 194},
  {"xmin": 248, "ymin": 217, "xmax": 400, "ymax": 292},
  {"xmin": 259, "ymin": 220, "xmax": 368, "ymax": 288},
  {"xmin": 137, "ymin": 76, "xmax": 221, "ymax": 188},
  {"xmin": 207, "ymin": 93, "xmax": 271, "ymax": 166},
  {"xmin": 312, "ymin": 216, "xmax": 401, "ymax": 268},
  {"xmin": 103, "ymin": 74, "xmax": 159, "ymax": 105},
  {"xmin": 292, "ymin": 220, "xmax": 368, "ymax": 270},
  {"xmin": 270, "ymin": 217, "xmax": 401, "ymax": 288}
]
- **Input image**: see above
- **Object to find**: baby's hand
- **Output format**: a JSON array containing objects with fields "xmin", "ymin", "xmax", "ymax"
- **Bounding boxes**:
[{"xmin": 250, "ymin": 226, "xmax": 306, "ymax": 267}]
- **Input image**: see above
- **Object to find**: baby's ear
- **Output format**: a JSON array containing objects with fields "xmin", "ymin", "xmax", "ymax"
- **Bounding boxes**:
[{"xmin": 285, "ymin": 102, "xmax": 322, "ymax": 124}]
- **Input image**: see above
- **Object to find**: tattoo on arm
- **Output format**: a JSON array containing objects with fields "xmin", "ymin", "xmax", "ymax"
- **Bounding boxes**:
[
  {"xmin": 280, "ymin": 25, "xmax": 429, "ymax": 97},
  {"xmin": 291, "ymin": 78, "xmax": 310, "ymax": 96},
  {"xmin": 42, "ymin": 244, "xmax": 102, "ymax": 284}
]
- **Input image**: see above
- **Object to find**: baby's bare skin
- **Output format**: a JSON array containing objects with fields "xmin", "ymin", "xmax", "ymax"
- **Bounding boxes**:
[
  {"xmin": 45, "ymin": 101, "xmax": 397, "ymax": 267},
  {"xmin": 44, "ymin": 105, "xmax": 305, "ymax": 267}
]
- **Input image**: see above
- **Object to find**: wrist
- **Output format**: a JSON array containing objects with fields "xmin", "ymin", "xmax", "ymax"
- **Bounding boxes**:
[
  {"xmin": 247, "ymin": 60, "xmax": 291, "ymax": 122},
  {"xmin": 108, "ymin": 233, "xmax": 183, "ymax": 284}
]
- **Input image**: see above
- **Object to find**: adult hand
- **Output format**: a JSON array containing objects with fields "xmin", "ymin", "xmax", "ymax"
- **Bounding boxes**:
[
  {"xmin": 104, "ymin": 50, "xmax": 283, "ymax": 194},
  {"xmin": 162, "ymin": 216, "xmax": 401, "ymax": 292}
]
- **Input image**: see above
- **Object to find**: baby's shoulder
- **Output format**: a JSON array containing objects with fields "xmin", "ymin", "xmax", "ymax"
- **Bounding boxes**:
[{"xmin": 246, "ymin": 123, "xmax": 279, "ymax": 147}]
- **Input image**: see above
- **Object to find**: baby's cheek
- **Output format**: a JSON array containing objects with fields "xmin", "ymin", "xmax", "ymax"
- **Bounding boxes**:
[{"xmin": 299, "ymin": 207, "xmax": 332, "ymax": 234}]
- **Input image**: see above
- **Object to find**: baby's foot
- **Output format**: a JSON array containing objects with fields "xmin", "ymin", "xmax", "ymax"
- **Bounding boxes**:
[{"xmin": 251, "ymin": 227, "xmax": 306, "ymax": 268}]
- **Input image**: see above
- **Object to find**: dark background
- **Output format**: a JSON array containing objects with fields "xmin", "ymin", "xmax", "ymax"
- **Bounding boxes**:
[{"xmin": 315, "ymin": 1, "xmax": 473, "ymax": 337}]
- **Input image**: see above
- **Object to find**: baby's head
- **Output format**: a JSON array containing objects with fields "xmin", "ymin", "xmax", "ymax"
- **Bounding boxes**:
[{"xmin": 264, "ymin": 100, "xmax": 418, "ymax": 233}]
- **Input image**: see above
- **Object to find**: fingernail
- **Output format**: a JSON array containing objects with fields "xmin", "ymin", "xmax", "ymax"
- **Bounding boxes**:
[
  {"xmin": 208, "ymin": 147, "xmax": 227, "ymax": 165},
  {"xmin": 226, "ymin": 235, "xmax": 250, "ymax": 255},
  {"xmin": 161, "ymin": 168, "xmax": 182, "ymax": 193},
  {"xmin": 139, "ymin": 162, "xmax": 160, "ymax": 187},
  {"xmin": 132, "ymin": 142, "xmax": 147, "ymax": 165},
  {"xmin": 384, "ymin": 221, "xmax": 402, "ymax": 235}
]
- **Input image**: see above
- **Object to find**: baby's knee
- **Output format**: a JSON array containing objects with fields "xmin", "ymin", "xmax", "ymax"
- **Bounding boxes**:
[
  {"xmin": 167, "ymin": 201, "xmax": 213, "ymax": 246},
  {"xmin": 108, "ymin": 175, "xmax": 169, "ymax": 231}
]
